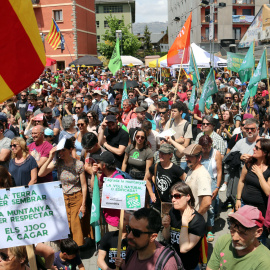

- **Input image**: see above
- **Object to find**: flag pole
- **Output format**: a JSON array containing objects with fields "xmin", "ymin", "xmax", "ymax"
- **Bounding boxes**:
[
  {"xmin": 249, "ymin": 41, "xmax": 255, "ymax": 114},
  {"xmin": 174, "ymin": 47, "xmax": 186, "ymax": 103},
  {"xmin": 265, "ymin": 47, "xmax": 270, "ymax": 112}
]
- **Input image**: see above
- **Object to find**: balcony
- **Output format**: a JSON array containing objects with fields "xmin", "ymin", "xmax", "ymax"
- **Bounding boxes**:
[
  {"xmin": 32, "ymin": 0, "xmax": 41, "ymax": 7},
  {"xmin": 232, "ymin": 15, "xmax": 254, "ymax": 24},
  {"xmin": 232, "ymin": 0, "xmax": 254, "ymax": 6}
]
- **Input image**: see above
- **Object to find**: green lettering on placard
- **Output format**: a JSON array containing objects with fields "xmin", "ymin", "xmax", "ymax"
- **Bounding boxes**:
[
  {"xmin": 126, "ymin": 194, "xmax": 141, "ymax": 209},
  {"xmin": 7, "ymin": 235, "xmax": 13, "ymax": 241}
]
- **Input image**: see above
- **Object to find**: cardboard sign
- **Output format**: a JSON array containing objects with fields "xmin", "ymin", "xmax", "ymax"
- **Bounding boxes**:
[
  {"xmin": 0, "ymin": 181, "xmax": 70, "ymax": 248},
  {"xmin": 101, "ymin": 178, "xmax": 146, "ymax": 210}
]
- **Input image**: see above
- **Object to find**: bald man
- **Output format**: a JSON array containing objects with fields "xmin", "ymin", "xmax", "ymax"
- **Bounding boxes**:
[{"xmin": 28, "ymin": 125, "xmax": 53, "ymax": 183}]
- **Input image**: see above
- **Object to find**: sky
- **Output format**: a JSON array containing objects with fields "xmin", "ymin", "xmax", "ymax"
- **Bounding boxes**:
[{"xmin": 135, "ymin": 0, "xmax": 168, "ymax": 23}]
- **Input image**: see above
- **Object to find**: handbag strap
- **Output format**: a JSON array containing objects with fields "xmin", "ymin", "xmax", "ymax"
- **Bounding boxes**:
[{"xmin": 153, "ymin": 163, "xmax": 162, "ymax": 203}]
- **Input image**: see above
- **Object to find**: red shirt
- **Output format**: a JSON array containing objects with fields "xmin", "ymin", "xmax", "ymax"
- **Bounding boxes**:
[{"xmin": 177, "ymin": 92, "xmax": 187, "ymax": 102}]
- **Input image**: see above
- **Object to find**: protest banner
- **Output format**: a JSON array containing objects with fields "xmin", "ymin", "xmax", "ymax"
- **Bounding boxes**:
[
  {"xmin": 101, "ymin": 178, "xmax": 146, "ymax": 270},
  {"xmin": 0, "ymin": 181, "xmax": 70, "ymax": 269}
]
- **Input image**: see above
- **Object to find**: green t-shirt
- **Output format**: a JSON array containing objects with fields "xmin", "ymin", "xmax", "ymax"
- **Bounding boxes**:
[{"xmin": 208, "ymin": 234, "xmax": 270, "ymax": 270}]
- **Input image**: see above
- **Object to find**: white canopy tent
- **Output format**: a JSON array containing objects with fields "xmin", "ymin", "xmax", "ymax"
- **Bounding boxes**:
[
  {"xmin": 160, "ymin": 43, "xmax": 227, "ymax": 68},
  {"xmin": 121, "ymin": 56, "xmax": 143, "ymax": 66}
]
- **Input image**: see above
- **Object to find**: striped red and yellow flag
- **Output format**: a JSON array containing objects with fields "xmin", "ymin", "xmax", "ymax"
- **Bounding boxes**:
[
  {"xmin": 47, "ymin": 18, "xmax": 61, "ymax": 50},
  {"xmin": 0, "ymin": 0, "xmax": 46, "ymax": 103}
]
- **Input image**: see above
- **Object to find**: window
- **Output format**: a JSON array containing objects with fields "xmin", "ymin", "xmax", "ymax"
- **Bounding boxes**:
[
  {"xmin": 97, "ymin": 35, "xmax": 100, "ymax": 43},
  {"xmin": 233, "ymin": 9, "xmax": 237, "ymax": 15},
  {"xmin": 96, "ymin": 5, "xmax": 99, "ymax": 14},
  {"xmin": 205, "ymin": 10, "xmax": 210, "ymax": 22},
  {"xmin": 96, "ymin": 21, "xmax": 99, "ymax": 28},
  {"xmin": 57, "ymin": 61, "xmax": 65, "ymax": 70},
  {"xmin": 104, "ymin": 21, "xmax": 109, "ymax": 28},
  {"xmin": 243, "ymin": 9, "xmax": 252, "ymax": 15},
  {"xmin": 233, "ymin": 28, "xmax": 241, "ymax": 40},
  {"xmin": 53, "ymin": 10, "xmax": 63, "ymax": 21},
  {"xmin": 104, "ymin": 5, "xmax": 123, "ymax": 13}
]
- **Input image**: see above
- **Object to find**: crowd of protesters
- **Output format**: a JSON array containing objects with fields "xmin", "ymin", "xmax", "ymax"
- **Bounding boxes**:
[{"xmin": 1, "ymin": 65, "xmax": 270, "ymax": 269}]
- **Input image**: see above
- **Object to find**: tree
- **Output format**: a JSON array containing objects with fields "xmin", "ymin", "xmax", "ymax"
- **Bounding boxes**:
[
  {"xmin": 98, "ymin": 15, "xmax": 141, "ymax": 59},
  {"xmin": 143, "ymin": 25, "xmax": 153, "ymax": 54}
]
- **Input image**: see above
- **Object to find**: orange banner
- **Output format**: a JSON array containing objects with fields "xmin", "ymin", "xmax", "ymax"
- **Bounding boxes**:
[{"xmin": 167, "ymin": 13, "xmax": 192, "ymax": 67}]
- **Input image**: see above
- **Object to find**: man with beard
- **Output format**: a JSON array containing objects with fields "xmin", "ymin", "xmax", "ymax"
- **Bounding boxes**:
[
  {"xmin": 220, "ymin": 92, "xmax": 233, "ymax": 111},
  {"xmin": 118, "ymin": 208, "xmax": 179, "ymax": 270},
  {"xmin": 207, "ymin": 206, "xmax": 270, "ymax": 270},
  {"xmin": 183, "ymin": 144, "xmax": 212, "ymax": 220},
  {"xmin": 43, "ymin": 107, "xmax": 60, "ymax": 142},
  {"xmin": 98, "ymin": 115, "xmax": 129, "ymax": 168}
]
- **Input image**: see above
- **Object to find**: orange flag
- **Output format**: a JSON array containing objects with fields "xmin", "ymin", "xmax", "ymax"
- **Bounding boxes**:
[{"xmin": 167, "ymin": 13, "xmax": 192, "ymax": 67}]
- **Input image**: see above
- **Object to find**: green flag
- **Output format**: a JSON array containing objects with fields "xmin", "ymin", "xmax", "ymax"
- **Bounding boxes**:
[
  {"xmin": 188, "ymin": 85, "xmax": 196, "ymax": 111},
  {"xmin": 241, "ymin": 87, "xmax": 250, "ymax": 111},
  {"xmin": 199, "ymin": 68, "xmax": 218, "ymax": 113},
  {"xmin": 206, "ymin": 96, "xmax": 213, "ymax": 110},
  {"xmin": 108, "ymin": 38, "xmax": 122, "ymax": 76},
  {"xmin": 238, "ymin": 41, "xmax": 255, "ymax": 82},
  {"xmin": 249, "ymin": 49, "xmax": 267, "ymax": 90},
  {"xmin": 227, "ymin": 52, "xmax": 245, "ymax": 73},
  {"xmin": 90, "ymin": 175, "xmax": 101, "ymax": 243},
  {"xmin": 249, "ymin": 82, "xmax": 259, "ymax": 98},
  {"xmin": 121, "ymin": 81, "xmax": 128, "ymax": 109},
  {"xmin": 188, "ymin": 47, "xmax": 200, "ymax": 86}
]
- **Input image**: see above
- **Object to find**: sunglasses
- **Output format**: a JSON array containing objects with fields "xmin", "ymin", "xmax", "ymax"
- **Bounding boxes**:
[
  {"xmin": 170, "ymin": 193, "xmax": 186, "ymax": 200},
  {"xmin": 225, "ymin": 97, "xmax": 232, "ymax": 99},
  {"xmin": 21, "ymin": 95, "xmax": 26, "ymax": 97},
  {"xmin": 159, "ymin": 111, "xmax": 167, "ymax": 115},
  {"xmin": 75, "ymin": 107, "xmax": 82, "ymax": 109},
  {"xmin": 44, "ymin": 135, "xmax": 53, "ymax": 138},
  {"xmin": 126, "ymin": 225, "xmax": 155, "ymax": 238},
  {"xmin": 255, "ymin": 145, "xmax": 262, "ymax": 151},
  {"xmin": 245, "ymin": 127, "xmax": 256, "ymax": 132},
  {"xmin": 136, "ymin": 135, "xmax": 145, "ymax": 140},
  {"xmin": 228, "ymin": 220, "xmax": 248, "ymax": 234},
  {"xmin": 77, "ymin": 123, "xmax": 85, "ymax": 127},
  {"xmin": 48, "ymin": 100, "xmax": 53, "ymax": 103},
  {"xmin": 0, "ymin": 252, "xmax": 12, "ymax": 261},
  {"xmin": 10, "ymin": 144, "xmax": 18, "ymax": 148},
  {"xmin": 202, "ymin": 123, "xmax": 211, "ymax": 126}
]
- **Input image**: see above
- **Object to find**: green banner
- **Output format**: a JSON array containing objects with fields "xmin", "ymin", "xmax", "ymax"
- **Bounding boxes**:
[{"xmin": 227, "ymin": 52, "xmax": 245, "ymax": 72}]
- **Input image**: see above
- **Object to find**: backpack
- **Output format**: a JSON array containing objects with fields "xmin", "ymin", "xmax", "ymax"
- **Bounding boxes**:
[
  {"xmin": 114, "ymin": 168, "xmax": 133, "ymax": 179},
  {"xmin": 125, "ymin": 244, "xmax": 184, "ymax": 270}
]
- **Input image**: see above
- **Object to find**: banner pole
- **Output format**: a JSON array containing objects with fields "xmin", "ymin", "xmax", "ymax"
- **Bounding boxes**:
[
  {"xmin": 265, "ymin": 47, "xmax": 270, "ymax": 112},
  {"xmin": 249, "ymin": 41, "xmax": 255, "ymax": 114},
  {"xmin": 115, "ymin": 209, "xmax": 124, "ymax": 270},
  {"xmin": 26, "ymin": 245, "xmax": 37, "ymax": 270},
  {"xmin": 191, "ymin": 48, "xmax": 202, "ymax": 94}
]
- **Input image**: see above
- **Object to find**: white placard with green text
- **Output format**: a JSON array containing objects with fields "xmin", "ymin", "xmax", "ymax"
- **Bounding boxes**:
[
  {"xmin": 0, "ymin": 181, "xmax": 70, "ymax": 248},
  {"xmin": 101, "ymin": 178, "xmax": 146, "ymax": 210}
]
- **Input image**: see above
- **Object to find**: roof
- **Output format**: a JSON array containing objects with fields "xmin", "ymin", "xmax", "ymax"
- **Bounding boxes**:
[
  {"xmin": 150, "ymin": 33, "xmax": 166, "ymax": 44},
  {"xmin": 95, "ymin": 0, "xmax": 135, "ymax": 4}
]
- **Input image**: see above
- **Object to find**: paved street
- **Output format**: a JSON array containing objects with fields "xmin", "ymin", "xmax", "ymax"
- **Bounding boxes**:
[{"xmin": 80, "ymin": 191, "xmax": 231, "ymax": 270}]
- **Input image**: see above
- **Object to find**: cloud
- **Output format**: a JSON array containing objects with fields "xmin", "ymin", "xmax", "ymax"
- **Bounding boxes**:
[{"xmin": 135, "ymin": 0, "xmax": 168, "ymax": 23}]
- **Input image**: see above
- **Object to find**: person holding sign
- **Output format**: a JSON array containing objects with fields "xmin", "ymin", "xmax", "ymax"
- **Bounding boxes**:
[
  {"xmin": 0, "ymin": 246, "xmax": 29, "ymax": 270},
  {"xmin": 162, "ymin": 182, "xmax": 205, "ymax": 270},
  {"xmin": 39, "ymin": 138, "xmax": 87, "ymax": 246}
]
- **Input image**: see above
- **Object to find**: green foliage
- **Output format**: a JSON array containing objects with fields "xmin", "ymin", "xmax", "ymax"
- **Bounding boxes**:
[{"xmin": 98, "ymin": 14, "xmax": 141, "ymax": 59}]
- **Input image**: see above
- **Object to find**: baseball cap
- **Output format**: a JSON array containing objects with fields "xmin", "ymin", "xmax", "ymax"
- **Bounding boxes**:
[
  {"xmin": 229, "ymin": 205, "xmax": 264, "ymax": 228},
  {"xmin": 106, "ymin": 115, "xmax": 117, "ymax": 123},
  {"xmin": 108, "ymin": 107, "xmax": 120, "ymax": 114},
  {"xmin": 43, "ymin": 107, "xmax": 52, "ymax": 113},
  {"xmin": 44, "ymin": 128, "xmax": 54, "ymax": 136},
  {"xmin": 159, "ymin": 143, "xmax": 174, "ymax": 154},
  {"xmin": 151, "ymin": 93, "xmax": 158, "ymax": 98},
  {"xmin": 0, "ymin": 114, "xmax": 7, "ymax": 122},
  {"xmin": 183, "ymin": 144, "xmax": 202, "ymax": 156},
  {"xmin": 92, "ymin": 151, "xmax": 115, "ymax": 164},
  {"xmin": 33, "ymin": 113, "xmax": 44, "ymax": 121}
]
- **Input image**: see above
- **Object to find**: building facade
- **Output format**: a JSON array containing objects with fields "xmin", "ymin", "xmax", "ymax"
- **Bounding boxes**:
[
  {"xmin": 168, "ymin": 0, "xmax": 269, "ymax": 54},
  {"xmin": 95, "ymin": 0, "xmax": 135, "ymax": 46},
  {"xmin": 33, "ymin": 0, "xmax": 97, "ymax": 69}
]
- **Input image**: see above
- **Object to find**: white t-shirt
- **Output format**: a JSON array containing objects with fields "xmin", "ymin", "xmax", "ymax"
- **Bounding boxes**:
[{"xmin": 185, "ymin": 165, "xmax": 212, "ymax": 220}]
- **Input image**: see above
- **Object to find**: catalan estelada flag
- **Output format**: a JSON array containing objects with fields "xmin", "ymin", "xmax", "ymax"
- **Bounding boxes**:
[
  {"xmin": 0, "ymin": 0, "xmax": 46, "ymax": 103},
  {"xmin": 47, "ymin": 18, "xmax": 61, "ymax": 50}
]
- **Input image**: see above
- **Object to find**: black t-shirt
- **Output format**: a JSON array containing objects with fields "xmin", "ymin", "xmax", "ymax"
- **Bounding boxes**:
[
  {"xmin": 99, "ymin": 230, "xmax": 128, "ymax": 269},
  {"xmin": 169, "ymin": 208, "xmax": 205, "ymax": 270},
  {"xmin": 16, "ymin": 100, "xmax": 28, "ymax": 121},
  {"xmin": 149, "ymin": 163, "xmax": 184, "ymax": 208},
  {"xmin": 227, "ymin": 133, "xmax": 243, "ymax": 151},
  {"xmin": 104, "ymin": 127, "xmax": 129, "ymax": 168},
  {"xmin": 241, "ymin": 165, "xmax": 270, "ymax": 216}
]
